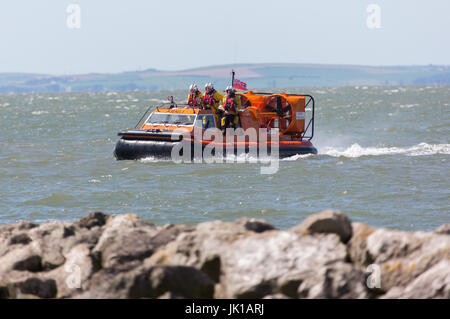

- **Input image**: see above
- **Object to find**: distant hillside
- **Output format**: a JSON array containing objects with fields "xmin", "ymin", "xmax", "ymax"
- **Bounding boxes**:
[{"xmin": 1, "ymin": 63, "xmax": 449, "ymax": 93}]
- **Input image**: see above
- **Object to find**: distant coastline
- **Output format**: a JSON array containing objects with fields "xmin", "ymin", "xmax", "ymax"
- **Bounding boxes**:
[{"xmin": 1, "ymin": 63, "xmax": 449, "ymax": 93}]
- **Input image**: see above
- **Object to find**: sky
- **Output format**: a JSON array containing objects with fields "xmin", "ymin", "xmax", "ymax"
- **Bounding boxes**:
[{"xmin": 1, "ymin": 0, "xmax": 449, "ymax": 74}]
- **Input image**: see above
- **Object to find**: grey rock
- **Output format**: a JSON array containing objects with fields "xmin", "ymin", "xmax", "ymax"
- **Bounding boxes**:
[
  {"xmin": 0, "ymin": 272, "xmax": 58, "ymax": 299},
  {"xmin": 434, "ymin": 224, "xmax": 450, "ymax": 235},
  {"xmin": 0, "ymin": 222, "xmax": 38, "ymax": 257},
  {"xmin": 75, "ymin": 212, "xmax": 109, "ymax": 230},
  {"xmin": 291, "ymin": 210, "xmax": 353, "ymax": 243},
  {"xmin": 151, "ymin": 224, "xmax": 194, "ymax": 247},
  {"xmin": 297, "ymin": 262, "xmax": 369, "ymax": 299},
  {"xmin": 16, "ymin": 278, "xmax": 57, "ymax": 299},
  {"xmin": 13, "ymin": 255, "xmax": 43, "ymax": 272},
  {"xmin": 9, "ymin": 233, "xmax": 32, "ymax": 245},
  {"xmin": 216, "ymin": 231, "xmax": 351, "ymax": 298},
  {"xmin": 347, "ymin": 222, "xmax": 377, "ymax": 266},
  {"xmin": 77, "ymin": 264, "xmax": 214, "ymax": 299},
  {"xmin": 0, "ymin": 245, "xmax": 42, "ymax": 274},
  {"xmin": 128, "ymin": 265, "xmax": 214, "ymax": 298},
  {"xmin": 44, "ymin": 244, "xmax": 99, "ymax": 298},
  {"xmin": 235, "ymin": 217, "xmax": 275, "ymax": 233},
  {"xmin": 147, "ymin": 220, "xmax": 250, "ymax": 283},
  {"xmin": 382, "ymin": 259, "xmax": 450, "ymax": 299},
  {"xmin": 93, "ymin": 214, "xmax": 160, "ymax": 268},
  {"xmin": 356, "ymin": 228, "xmax": 450, "ymax": 292},
  {"xmin": 0, "ymin": 221, "xmax": 38, "ymax": 236}
]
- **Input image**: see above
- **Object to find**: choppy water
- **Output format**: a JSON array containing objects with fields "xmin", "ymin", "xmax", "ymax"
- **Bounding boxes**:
[{"xmin": 0, "ymin": 85, "xmax": 449, "ymax": 231}]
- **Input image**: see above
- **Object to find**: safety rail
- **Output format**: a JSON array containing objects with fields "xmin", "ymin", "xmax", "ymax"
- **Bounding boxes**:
[{"xmin": 134, "ymin": 101, "xmax": 207, "ymax": 129}]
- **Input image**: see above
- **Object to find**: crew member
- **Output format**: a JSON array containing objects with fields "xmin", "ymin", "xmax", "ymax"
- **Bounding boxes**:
[
  {"xmin": 186, "ymin": 84, "xmax": 203, "ymax": 107},
  {"xmin": 202, "ymin": 83, "xmax": 223, "ymax": 113},
  {"xmin": 220, "ymin": 86, "xmax": 241, "ymax": 129}
]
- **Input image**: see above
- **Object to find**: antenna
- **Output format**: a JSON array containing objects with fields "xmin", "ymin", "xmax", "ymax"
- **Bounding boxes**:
[{"xmin": 231, "ymin": 69, "xmax": 235, "ymax": 88}]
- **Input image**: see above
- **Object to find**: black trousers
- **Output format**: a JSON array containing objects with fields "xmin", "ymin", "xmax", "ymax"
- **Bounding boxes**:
[{"xmin": 224, "ymin": 114, "xmax": 236, "ymax": 129}]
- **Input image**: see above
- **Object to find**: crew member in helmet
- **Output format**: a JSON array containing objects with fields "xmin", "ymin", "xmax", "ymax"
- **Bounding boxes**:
[
  {"xmin": 220, "ymin": 86, "xmax": 241, "ymax": 129},
  {"xmin": 186, "ymin": 84, "xmax": 203, "ymax": 107},
  {"xmin": 202, "ymin": 83, "xmax": 223, "ymax": 113}
]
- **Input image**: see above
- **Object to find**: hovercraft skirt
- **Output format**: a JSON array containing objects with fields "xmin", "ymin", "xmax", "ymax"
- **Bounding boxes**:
[
  {"xmin": 114, "ymin": 138, "xmax": 317, "ymax": 160},
  {"xmin": 114, "ymin": 139, "xmax": 180, "ymax": 160}
]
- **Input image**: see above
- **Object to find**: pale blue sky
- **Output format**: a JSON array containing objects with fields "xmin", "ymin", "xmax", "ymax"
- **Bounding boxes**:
[{"xmin": 1, "ymin": 0, "xmax": 449, "ymax": 74}]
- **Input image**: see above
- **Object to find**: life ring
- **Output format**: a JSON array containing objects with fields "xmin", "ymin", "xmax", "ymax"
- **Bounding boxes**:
[{"xmin": 262, "ymin": 94, "xmax": 293, "ymax": 133}]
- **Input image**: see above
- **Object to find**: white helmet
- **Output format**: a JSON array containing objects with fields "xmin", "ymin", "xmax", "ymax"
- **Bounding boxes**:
[
  {"xmin": 226, "ymin": 85, "xmax": 234, "ymax": 92},
  {"xmin": 189, "ymin": 83, "xmax": 198, "ymax": 92},
  {"xmin": 204, "ymin": 82, "xmax": 213, "ymax": 90}
]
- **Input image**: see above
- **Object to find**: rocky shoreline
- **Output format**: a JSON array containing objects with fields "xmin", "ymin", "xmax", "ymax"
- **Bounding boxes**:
[{"xmin": 0, "ymin": 210, "xmax": 448, "ymax": 299}]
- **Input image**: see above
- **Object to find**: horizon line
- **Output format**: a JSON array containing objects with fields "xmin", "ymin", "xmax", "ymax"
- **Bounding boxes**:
[{"xmin": 1, "ymin": 62, "xmax": 449, "ymax": 77}]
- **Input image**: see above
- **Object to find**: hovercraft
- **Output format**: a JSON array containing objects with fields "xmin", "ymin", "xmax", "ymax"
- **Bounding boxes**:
[{"xmin": 114, "ymin": 91, "xmax": 317, "ymax": 160}]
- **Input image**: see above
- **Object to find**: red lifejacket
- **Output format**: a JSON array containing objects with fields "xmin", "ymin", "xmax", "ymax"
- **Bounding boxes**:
[
  {"xmin": 224, "ymin": 96, "xmax": 237, "ymax": 113},
  {"xmin": 203, "ymin": 91, "xmax": 216, "ymax": 106},
  {"xmin": 188, "ymin": 91, "xmax": 200, "ymax": 106}
]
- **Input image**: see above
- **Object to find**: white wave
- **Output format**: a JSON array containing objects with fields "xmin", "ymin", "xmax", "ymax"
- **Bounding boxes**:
[
  {"xmin": 139, "ymin": 156, "xmax": 172, "ymax": 163},
  {"xmin": 320, "ymin": 143, "xmax": 450, "ymax": 158},
  {"xmin": 222, "ymin": 153, "xmax": 262, "ymax": 163},
  {"xmin": 399, "ymin": 104, "xmax": 419, "ymax": 109},
  {"xmin": 281, "ymin": 154, "xmax": 314, "ymax": 161},
  {"xmin": 31, "ymin": 110, "xmax": 49, "ymax": 115}
]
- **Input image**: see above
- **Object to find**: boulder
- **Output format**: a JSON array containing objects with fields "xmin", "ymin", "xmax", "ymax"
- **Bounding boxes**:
[
  {"xmin": 43, "ymin": 243, "xmax": 99, "ymax": 298},
  {"xmin": 347, "ymin": 222, "xmax": 377, "ymax": 266},
  {"xmin": 349, "ymin": 226, "xmax": 450, "ymax": 293},
  {"xmin": 435, "ymin": 224, "xmax": 450, "ymax": 235},
  {"xmin": 128, "ymin": 265, "xmax": 214, "ymax": 298},
  {"xmin": 290, "ymin": 210, "xmax": 353, "ymax": 243},
  {"xmin": 92, "ymin": 215, "xmax": 190, "ymax": 270},
  {"xmin": 147, "ymin": 220, "xmax": 251, "ymax": 283},
  {"xmin": 15, "ymin": 278, "xmax": 57, "ymax": 299},
  {"xmin": 0, "ymin": 271, "xmax": 58, "ymax": 299},
  {"xmin": 9, "ymin": 233, "xmax": 32, "ymax": 245},
  {"xmin": 296, "ymin": 262, "xmax": 369, "ymax": 299},
  {"xmin": 0, "ymin": 244, "xmax": 43, "ymax": 273},
  {"xmin": 382, "ymin": 259, "xmax": 450, "ymax": 299},
  {"xmin": 216, "ymin": 231, "xmax": 358, "ymax": 298},
  {"xmin": 234, "ymin": 217, "xmax": 275, "ymax": 233},
  {"xmin": 93, "ymin": 214, "xmax": 159, "ymax": 268},
  {"xmin": 75, "ymin": 212, "xmax": 109, "ymax": 230},
  {"xmin": 77, "ymin": 264, "xmax": 214, "ymax": 299},
  {"xmin": 0, "ymin": 221, "xmax": 38, "ymax": 257}
]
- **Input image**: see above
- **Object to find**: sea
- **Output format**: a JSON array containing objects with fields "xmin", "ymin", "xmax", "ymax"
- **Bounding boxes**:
[{"xmin": 0, "ymin": 85, "xmax": 449, "ymax": 231}]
